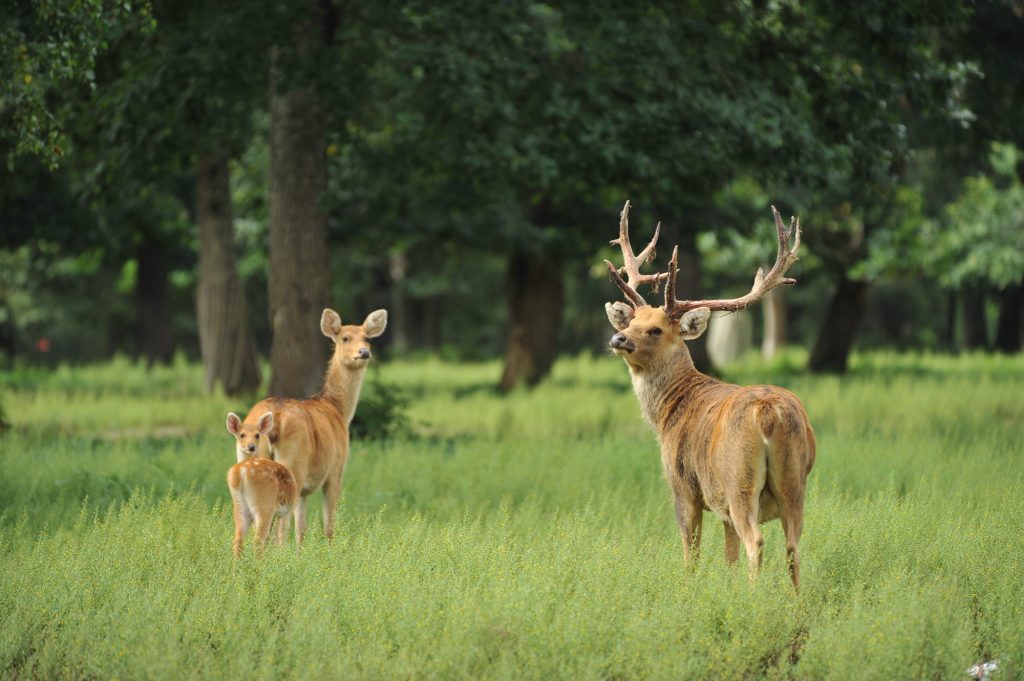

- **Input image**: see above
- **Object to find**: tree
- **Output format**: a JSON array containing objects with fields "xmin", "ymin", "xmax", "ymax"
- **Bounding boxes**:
[
  {"xmin": 759, "ymin": 1, "xmax": 974, "ymax": 372},
  {"xmin": 342, "ymin": 2, "xmax": 831, "ymax": 387},
  {"xmin": 929, "ymin": 144, "xmax": 1024, "ymax": 353},
  {"xmin": 267, "ymin": 21, "xmax": 334, "ymax": 397},
  {"xmin": 0, "ymin": 0, "xmax": 153, "ymax": 167},
  {"xmin": 196, "ymin": 154, "xmax": 262, "ymax": 393},
  {"xmin": 59, "ymin": 0, "xmax": 270, "ymax": 374}
]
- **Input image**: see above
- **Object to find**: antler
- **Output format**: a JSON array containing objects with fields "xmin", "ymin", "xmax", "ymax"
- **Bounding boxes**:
[
  {"xmin": 664, "ymin": 205, "xmax": 802, "ymax": 317},
  {"xmin": 603, "ymin": 200, "xmax": 670, "ymax": 308}
]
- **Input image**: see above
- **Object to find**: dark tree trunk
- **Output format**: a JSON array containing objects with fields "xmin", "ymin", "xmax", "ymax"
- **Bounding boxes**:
[
  {"xmin": 808, "ymin": 276, "xmax": 871, "ymax": 374},
  {"xmin": 678, "ymin": 234, "xmax": 713, "ymax": 373},
  {"xmin": 943, "ymin": 290, "xmax": 957, "ymax": 352},
  {"xmin": 388, "ymin": 251, "xmax": 409, "ymax": 353},
  {"xmin": 994, "ymin": 283, "xmax": 1023, "ymax": 353},
  {"xmin": 195, "ymin": 154, "xmax": 261, "ymax": 395},
  {"xmin": 424, "ymin": 296, "xmax": 442, "ymax": 350},
  {"xmin": 1, "ymin": 303, "xmax": 14, "ymax": 369},
  {"xmin": 135, "ymin": 235, "xmax": 175, "ymax": 366},
  {"xmin": 499, "ymin": 250, "xmax": 564, "ymax": 391},
  {"xmin": 961, "ymin": 285, "xmax": 988, "ymax": 351},
  {"xmin": 266, "ymin": 37, "xmax": 333, "ymax": 398},
  {"xmin": 761, "ymin": 287, "xmax": 787, "ymax": 359}
]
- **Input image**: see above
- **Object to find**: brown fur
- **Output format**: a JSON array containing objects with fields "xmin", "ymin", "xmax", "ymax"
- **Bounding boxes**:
[
  {"xmin": 225, "ymin": 412, "xmax": 297, "ymax": 556},
  {"xmin": 227, "ymin": 457, "xmax": 298, "ymax": 557},
  {"xmin": 242, "ymin": 308, "xmax": 386, "ymax": 545},
  {"xmin": 609, "ymin": 305, "xmax": 816, "ymax": 589}
]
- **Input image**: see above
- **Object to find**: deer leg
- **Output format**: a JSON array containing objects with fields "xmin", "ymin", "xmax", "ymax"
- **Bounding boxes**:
[
  {"xmin": 252, "ymin": 514, "xmax": 272, "ymax": 557},
  {"xmin": 673, "ymin": 494, "xmax": 703, "ymax": 565},
  {"xmin": 728, "ymin": 498, "xmax": 764, "ymax": 578},
  {"xmin": 322, "ymin": 475, "xmax": 341, "ymax": 541},
  {"xmin": 294, "ymin": 495, "xmax": 308, "ymax": 546},
  {"xmin": 230, "ymin": 492, "xmax": 251, "ymax": 557},
  {"xmin": 723, "ymin": 520, "xmax": 740, "ymax": 565},
  {"xmin": 276, "ymin": 507, "xmax": 291, "ymax": 545},
  {"xmin": 776, "ymin": 497, "xmax": 805, "ymax": 592}
]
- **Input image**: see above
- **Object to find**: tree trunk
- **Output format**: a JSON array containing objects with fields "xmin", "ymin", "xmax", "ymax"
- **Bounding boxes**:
[
  {"xmin": 499, "ymin": 251, "xmax": 564, "ymax": 391},
  {"xmin": 266, "ymin": 40, "xmax": 333, "ymax": 398},
  {"xmin": 1, "ymin": 303, "xmax": 14, "ymax": 370},
  {"xmin": 195, "ymin": 154, "xmax": 261, "ymax": 395},
  {"xmin": 678, "ymin": 234, "xmax": 713, "ymax": 373},
  {"xmin": 943, "ymin": 290, "xmax": 957, "ymax": 352},
  {"xmin": 994, "ymin": 283, "xmax": 1022, "ymax": 353},
  {"xmin": 961, "ymin": 285, "xmax": 988, "ymax": 351},
  {"xmin": 808, "ymin": 276, "xmax": 871, "ymax": 374},
  {"xmin": 707, "ymin": 309, "xmax": 753, "ymax": 366},
  {"xmin": 135, "ymin": 234, "xmax": 175, "ymax": 366},
  {"xmin": 761, "ymin": 287, "xmax": 787, "ymax": 358},
  {"xmin": 388, "ymin": 250, "xmax": 409, "ymax": 353}
]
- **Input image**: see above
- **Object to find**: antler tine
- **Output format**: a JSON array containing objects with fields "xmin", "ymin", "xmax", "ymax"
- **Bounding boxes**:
[
  {"xmin": 606, "ymin": 200, "xmax": 669, "ymax": 308},
  {"xmin": 663, "ymin": 245, "xmax": 679, "ymax": 312},
  {"xmin": 604, "ymin": 259, "xmax": 647, "ymax": 307},
  {"xmin": 666, "ymin": 205, "xmax": 803, "ymax": 317}
]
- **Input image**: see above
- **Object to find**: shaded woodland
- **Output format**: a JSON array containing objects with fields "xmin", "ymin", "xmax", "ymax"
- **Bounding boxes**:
[{"xmin": 2, "ymin": 0, "xmax": 1023, "ymax": 393}]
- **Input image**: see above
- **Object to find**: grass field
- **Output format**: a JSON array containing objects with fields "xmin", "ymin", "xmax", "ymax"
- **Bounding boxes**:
[{"xmin": 1, "ymin": 351, "xmax": 1023, "ymax": 679}]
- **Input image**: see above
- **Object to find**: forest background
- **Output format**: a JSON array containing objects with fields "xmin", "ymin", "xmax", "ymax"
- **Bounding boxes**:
[{"xmin": 2, "ymin": 0, "xmax": 1022, "ymax": 396}]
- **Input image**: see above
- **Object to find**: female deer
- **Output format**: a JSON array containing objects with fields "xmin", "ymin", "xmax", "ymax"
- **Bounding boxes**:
[{"xmin": 242, "ymin": 308, "xmax": 386, "ymax": 545}]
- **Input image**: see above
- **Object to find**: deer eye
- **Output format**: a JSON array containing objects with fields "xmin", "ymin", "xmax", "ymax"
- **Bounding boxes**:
[
  {"xmin": 648, "ymin": 327, "xmax": 662, "ymax": 336},
  {"xmin": 255, "ymin": 433, "xmax": 260, "ymax": 440},
  {"xmin": 342, "ymin": 336, "xmax": 351, "ymax": 343}
]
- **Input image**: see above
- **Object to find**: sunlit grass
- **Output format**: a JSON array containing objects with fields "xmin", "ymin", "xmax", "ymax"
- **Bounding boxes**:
[{"xmin": 1, "ymin": 351, "xmax": 1023, "ymax": 679}]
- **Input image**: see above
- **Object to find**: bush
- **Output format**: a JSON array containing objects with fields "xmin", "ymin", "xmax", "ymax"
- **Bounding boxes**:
[{"xmin": 349, "ymin": 372, "xmax": 411, "ymax": 441}]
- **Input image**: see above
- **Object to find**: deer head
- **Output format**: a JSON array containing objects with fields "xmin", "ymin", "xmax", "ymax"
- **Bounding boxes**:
[
  {"xmin": 320, "ymin": 308, "xmax": 388, "ymax": 369},
  {"xmin": 226, "ymin": 411, "xmax": 273, "ymax": 463},
  {"xmin": 604, "ymin": 201, "xmax": 801, "ymax": 371}
]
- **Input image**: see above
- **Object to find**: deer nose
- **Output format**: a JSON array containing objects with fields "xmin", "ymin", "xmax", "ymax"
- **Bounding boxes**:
[
  {"xmin": 609, "ymin": 333, "xmax": 635, "ymax": 352},
  {"xmin": 358, "ymin": 348, "xmax": 371, "ymax": 360},
  {"xmin": 247, "ymin": 444, "xmax": 256, "ymax": 452}
]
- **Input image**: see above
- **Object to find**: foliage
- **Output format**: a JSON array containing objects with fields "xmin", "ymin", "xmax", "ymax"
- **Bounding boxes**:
[
  {"xmin": 349, "ymin": 371, "xmax": 412, "ymax": 442},
  {"xmin": 0, "ymin": 0, "xmax": 154, "ymax": 167},
  {"xmin": 771, "ymin": 0, "xmax": 973, "ymax": 270},
  {"xmin": 1, "ymin": 354, "xmax": 1023, "ymax": 678},
  {"xmin": 861, "ymin": 143, "xmax": 1024, "ymax": 290},
  {"xmin": 929, "ymin": 144, "xmax": 1024, "ymax": 289},
  {"xmin": 338, "ymin": 3, "xmax": 834, "ymax": 256}
]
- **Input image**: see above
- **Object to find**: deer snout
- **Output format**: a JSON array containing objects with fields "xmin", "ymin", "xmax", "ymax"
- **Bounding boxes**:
[
  {"xmin": 357, "ymin": 348, "xmax": 371, "ymax": 360},
  {"xmin": 609, "ymin": 333, "xmax": 635, "ymax": 352},
  {"xmin": 247, "ymin": 444, "xmax": 256, "ymax": 453}
]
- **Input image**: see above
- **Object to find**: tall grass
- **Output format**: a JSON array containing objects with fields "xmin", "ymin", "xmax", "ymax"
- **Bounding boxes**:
[{"xmin": 1, "ymin": 351, "xmax": 1022, "ymax": 679}]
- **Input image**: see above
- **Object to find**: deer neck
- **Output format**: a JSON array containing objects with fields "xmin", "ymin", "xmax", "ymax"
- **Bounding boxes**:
[
  {"xmin": 319, "ymin": 349, "xmax": 368, "ymax": 426},
  {"xmin": 628, "ymin": 346, "xmax": 703, "ymax": 433}
]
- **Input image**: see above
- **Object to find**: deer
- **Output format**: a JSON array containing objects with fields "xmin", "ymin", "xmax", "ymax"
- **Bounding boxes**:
[
  {"xmin": 602, "ymin": 201, "xmax": 816, "ymax": 590},
  {"xmin": 240, "ymin": 308, "xmax": 387, "ymax": 546},
  {"xmin": 225, "ymin": 411, "xmax": 298, "ymax": 557}
]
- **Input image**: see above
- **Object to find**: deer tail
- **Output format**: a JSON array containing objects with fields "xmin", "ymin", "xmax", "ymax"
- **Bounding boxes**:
[{"xmin": 754, "ymin": 398, "xmax": 782, "ymax": 441}]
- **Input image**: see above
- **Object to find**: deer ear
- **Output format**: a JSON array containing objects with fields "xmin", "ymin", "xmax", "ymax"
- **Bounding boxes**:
[
  {"xmin": 257, "ymin": 412, "xmax": 274, "ymax": 435},
  {"xmin": 605, "ymin": 302, "xmax": 633, "ymax": 332},
  {"xmin": 362, "ymin": 309, "xmax": 388, "ymax": 338},
  {"xmin": 321, "ymin": 308, "xmax": 342, "ymax": 338},
  {"xmin": 679, "ymin": 307, "xmax": 711, "ymax": 340},
  {"xmin": 226, "ymin": 412, "xmax": 242, "ymax": 435}
]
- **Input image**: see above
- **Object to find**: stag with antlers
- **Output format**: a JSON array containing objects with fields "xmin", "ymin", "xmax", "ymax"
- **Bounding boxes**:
[{"xmin": 603, "ymin": 201, "xmax": 816, "ymax": 590}]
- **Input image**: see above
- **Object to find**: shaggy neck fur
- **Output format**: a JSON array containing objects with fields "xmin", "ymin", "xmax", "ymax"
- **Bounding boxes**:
[
  {"xmin": 627, "ymin": 343, "xmax": 702, "ymax": 434},
  {"xmin": 319, "ymin": 346, "xmax": 368, "ymax": 426}
]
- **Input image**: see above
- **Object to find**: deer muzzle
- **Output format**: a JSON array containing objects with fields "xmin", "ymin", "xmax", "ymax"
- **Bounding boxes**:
[{"xmin": 609, "ymin": 333, "xmax": 635, "ymax": 353}]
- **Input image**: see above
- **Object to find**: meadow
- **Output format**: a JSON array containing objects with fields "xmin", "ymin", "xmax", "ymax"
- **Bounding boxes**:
[{"xmin": 1, "ymin": 351, "xmax": 1022, "ymax": 680}]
